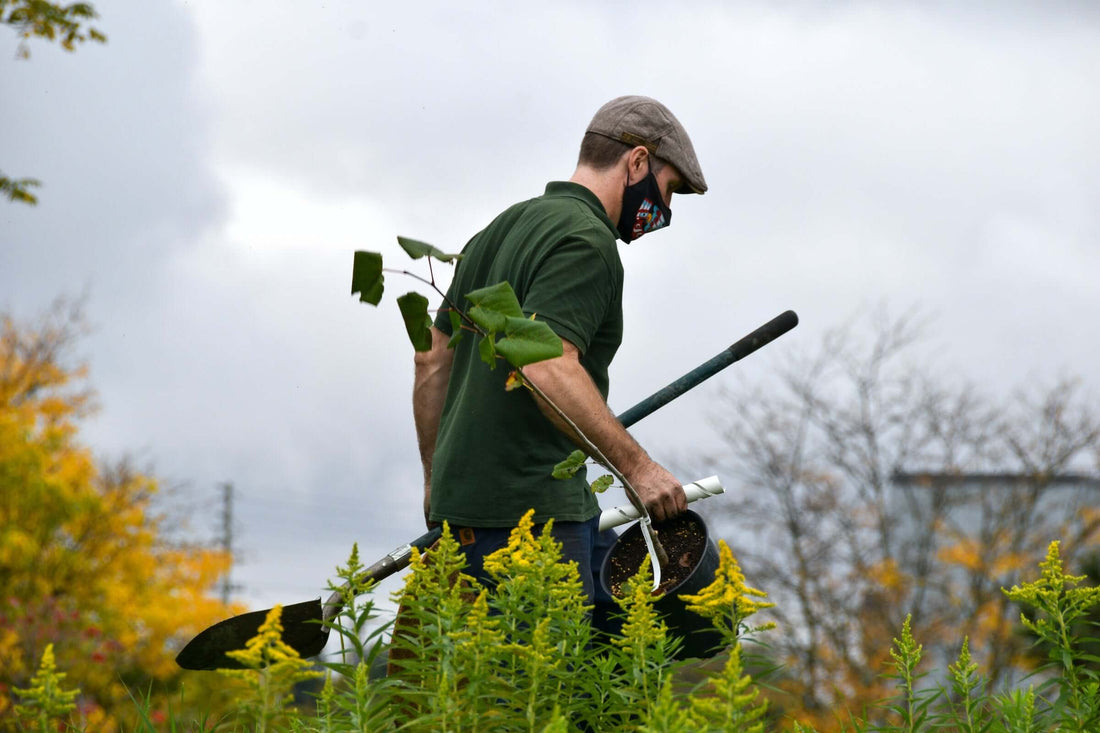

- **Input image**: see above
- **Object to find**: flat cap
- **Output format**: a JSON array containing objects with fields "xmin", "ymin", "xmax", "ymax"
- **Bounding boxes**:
[{"xmin": 586, "ymin": 95, "xmax": 707, "ymax": 194}]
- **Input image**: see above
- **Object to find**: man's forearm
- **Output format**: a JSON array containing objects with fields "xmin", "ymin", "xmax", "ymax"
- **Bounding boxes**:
[
  {"xmin": 524, "ymin": 354, "xmax": 645, "ymax": 471},
  {"xmin": 522, "ymin": 339, "xmax": 686, "ymax": 521}
]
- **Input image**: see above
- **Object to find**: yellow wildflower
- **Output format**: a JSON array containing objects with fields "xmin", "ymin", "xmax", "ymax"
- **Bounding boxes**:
[
  {"xmin": 681, "ymin": 540, "xmax": 774, "ymax": 640},
  {"xmin": 1004, "ymin": 541, "xmax": 1100, "ymax": 638},
  {"xmin": 483, "ymin": 509, "xmax": 588, "ymax": 616},
  {"xmin": 614, "ymin": 560, "xmax": 668, "ymax": 651},
  {"xmin": 221, "ymin": 605, "xmax": 322, "ymax": 718},
  {"xmin": 13, "ymin": 643, "xmax": 80, "ymax": 728},
  {"xmin": 482, "ymin": 508, "xmax": 539, "ymax": 579}
]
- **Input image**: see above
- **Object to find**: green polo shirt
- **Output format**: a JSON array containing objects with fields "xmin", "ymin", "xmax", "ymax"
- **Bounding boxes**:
[{"xmin": 429, "ymin": 181, "xmax": 624, "ymax": 527}]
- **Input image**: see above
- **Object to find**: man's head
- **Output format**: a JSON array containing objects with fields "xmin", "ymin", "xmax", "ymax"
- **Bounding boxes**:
[
  {"xmin": 574, "ymin": 96, "xmax": 706, "ymax": 242},
  {"xmin": 581, "ymin": 96, "xmax": 707, "ymax": 195}
]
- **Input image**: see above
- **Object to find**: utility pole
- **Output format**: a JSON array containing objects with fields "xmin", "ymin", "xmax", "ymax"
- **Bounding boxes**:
[{"xmin": 219, "ymin": 482, "xmax": 236, "ymax": 605}]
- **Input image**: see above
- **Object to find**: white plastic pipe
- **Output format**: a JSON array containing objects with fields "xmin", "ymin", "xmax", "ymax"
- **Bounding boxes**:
[{"xmin": 597, "ymin": 475, "xmax": 723, "ymax": 531}]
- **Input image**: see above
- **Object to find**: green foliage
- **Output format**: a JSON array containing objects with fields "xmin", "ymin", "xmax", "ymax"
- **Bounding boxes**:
[
  {"xmin": 883, "ymin": 615, "xmax": 935, "ymax": 732},
  {"xmin": 350, "ymin": 250, "xmax": 384, "ymax": 305},
  {"xmin": 397, "ymin": 292, "xmax": 433, "ymax": 351},
  {"xmin": 465, "ymin": 280, "xmax": 524, "ymax": 333},
  {"xmin": 1, "ymin": 0, "xmax": 106, "ymax": 56},
  {"xmin": 205, "ymin": 511, "xmax": 773, "ymax": 732},
  {"xmin": 218, "ymin": 606, "xmax": 324, "ymax": 731},
  {"xmin": 686, "ymin": 644, "xmax": 769, "ymax": 732},
  {"xmin": 591, "ymin": 474, "xmax": 615, "ymax": 493},
  {"xmin": 352, "ymin": 241, "xmax": 563, "ymax": 369},
  {"xmin": 3, "ymin": 0, "xmax": 106, "ymax": 206},
  {"xmin": 492, "ymin": 313, "xmax": 564, "ymax": 368},
  {"xmin": 1003, "ymin": 541, "xmax": 1100, "ymax": 731},
  {"xmin": 552, "ymin": 450, "xmax": 587, "ymax": 479},
  {"xmin": 681, "ymin": 540, "xmax": 775, "ymax": 641},
  {"xmin": 552, "ymin": 450, "xmax": 618, "ymax": 493},
  {"xmin": 446, "ymin": 310, "xmax": 464, "ymax": 348},
  {"xmin": 0, "ymin": 173, "xmax": 41, "ymax": 205},
  {"xmin": 465, "ymin": 280, "xmax": 563, "ymax": 368},
  {"xmin": 943, "ymin": 638, "xmax": 991, "ymax": 733},
  {"xmin": 397, "ymin": 235, "xmax": 462, "ymax": 263},
  {"xmin": 17, "ymin": 531, "xmax": 1100, "ymax": 730}
]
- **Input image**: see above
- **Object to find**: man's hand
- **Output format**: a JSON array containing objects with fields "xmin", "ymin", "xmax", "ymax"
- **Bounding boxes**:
[{"xmin": 625, "ymin": 458, "xmax": 687, "ymax": 523}]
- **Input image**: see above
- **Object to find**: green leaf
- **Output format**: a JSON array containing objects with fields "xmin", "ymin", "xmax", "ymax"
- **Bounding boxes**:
[
  {"xmin": 397, "ymin": 292, "xmax": 433, "ymax": 351},
  {"xmin": 590, "ymin": 475, "xmax": 614, "ymax": 493},
  {"xmin": 466, "ymin": 282, "xmax": 524, "ymax": 334},
  {"xmin": 351, "ymin": 251, "xmax": 384, "ymax": 305},
  {"xmin": 397, "ymin": 236, "xmax": 462, "ymax": 262},
  {"xmin": 494, "ymin": 316, "xmax": 563, "ymax": 368},
  {"xmin": 478, "ymin": 335, "xmax": 496, "ymax": 368},
  {"xmin": 552, "ymin": 450, "xmax": 587, "ymax": 480},
  {"xmin": 447, "ymin": 310, "xmax": 463, "ymax": 349}
]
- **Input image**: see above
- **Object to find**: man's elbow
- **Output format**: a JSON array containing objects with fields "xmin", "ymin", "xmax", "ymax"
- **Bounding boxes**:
[{"xmin": 523, "ymin": 337, "xmax": 581, "ymax": 381}]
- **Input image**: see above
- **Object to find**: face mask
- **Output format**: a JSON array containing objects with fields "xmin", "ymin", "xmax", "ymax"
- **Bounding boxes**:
[{"xmin": 616, "ymin": 166, "xmax": 671, "ymax": 243}]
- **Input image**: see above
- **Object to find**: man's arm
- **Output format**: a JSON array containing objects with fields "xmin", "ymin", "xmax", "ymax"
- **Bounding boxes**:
[
  {"xmin": 413, "ymin": 326, "xmax": 454, "ymax": 528},
  {"xmin": 522, "ymin": 338, "xmax": 687, "ymax": 522}
]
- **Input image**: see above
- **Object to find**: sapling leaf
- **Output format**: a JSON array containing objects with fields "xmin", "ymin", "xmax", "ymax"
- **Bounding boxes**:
[
  {"xmin": 504, "ymin": 370, "xmax": 525, "ymax": 391},
  {"xmin": 590, "ymin": 475, "xmax": 614, "ymax": 493},
  {"xmin": 494, "ymin": 316, "xmax": 563, "ymax": 367},
  {"xmin": 553, "ymin": 450, "xmax": 587, "ymax": 480},
  {"xmin": 351, "ymin": 251, "xmax": 384, "ymax": 305},
  {"xmin": 466, "ymin": 281, "xmax": 524, "ymax": 334},
  {"xmin": 397, "ymin": 292, "xmax": 433, "ymax": 351},
  {"xmin": 478, "ymin": 335, "xmax": 497, "ymax": 368},
  {"xmin": 396, "ymin": 236, "xmax": 462, "ymax": 262},
  {"xmin": 447, "ymin": 310, "xmax": 464, "ymax": 348}
]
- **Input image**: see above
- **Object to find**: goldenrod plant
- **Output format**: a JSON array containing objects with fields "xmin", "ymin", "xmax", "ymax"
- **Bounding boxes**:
[
  {"xmin": 8, "ymin": 528, "xmax": 1100, "ymax": 730},
  {"xmin": 12, "ymin": 644, "xmax": 79, "ymax": 731},
  {"xmin": 1002, "ymin": 541, "xmax": 1100, "ymax": 731},
  {"xmin": 217, "ymin": 605, "xmax": 323, "ymax": 731},
  {"xmin": 681, "ymin": 539, "xmax": 775, "ymax": 639}
]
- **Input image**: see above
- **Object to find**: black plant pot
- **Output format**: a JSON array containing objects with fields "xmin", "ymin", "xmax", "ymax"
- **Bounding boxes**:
[{"xmin": 599, "ymin": 510, "xmax": 722, "ymax": 659}]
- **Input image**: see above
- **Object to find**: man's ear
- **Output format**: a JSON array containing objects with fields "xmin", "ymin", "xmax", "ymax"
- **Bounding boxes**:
[{"xmin": 625, "ymin": 145, "xmax": 650, "ymax": 184}]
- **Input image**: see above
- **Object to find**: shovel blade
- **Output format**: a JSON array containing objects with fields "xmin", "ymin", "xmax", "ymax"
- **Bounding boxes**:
[{"xmin": 175, "ymin": 598, "xmax": 329, "ymax": 670}]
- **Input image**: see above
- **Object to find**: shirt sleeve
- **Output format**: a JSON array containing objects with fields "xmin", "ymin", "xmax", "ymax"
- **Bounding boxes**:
[{"xmin": 520, "ymin": 237, "xmax": 619, "ymax": 354}]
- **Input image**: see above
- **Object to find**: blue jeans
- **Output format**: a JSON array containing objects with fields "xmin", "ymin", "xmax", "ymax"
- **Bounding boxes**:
[{"xmin": 450, "ymin": 516, "xmax": 622, "ymax": 637}]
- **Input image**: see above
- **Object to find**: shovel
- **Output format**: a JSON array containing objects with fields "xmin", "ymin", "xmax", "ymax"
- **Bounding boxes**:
[{"xmin": 175, "ymin": 310, "xmax": 798, "ymax": 670}]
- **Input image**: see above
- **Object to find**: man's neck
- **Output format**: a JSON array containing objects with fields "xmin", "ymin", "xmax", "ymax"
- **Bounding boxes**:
[{"xmin": 569, "ymin": 165, "xmax": 622, "ymax": 224}]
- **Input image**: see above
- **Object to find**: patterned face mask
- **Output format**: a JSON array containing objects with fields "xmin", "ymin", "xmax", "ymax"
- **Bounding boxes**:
[{"xmin": 616, "ymin": 165, "xmax": 671, "ymax": 243}]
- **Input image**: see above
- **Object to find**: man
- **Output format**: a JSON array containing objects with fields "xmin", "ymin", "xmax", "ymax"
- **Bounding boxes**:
[{"xmin": 413, "ymin": 96, "xmax": 707, "ymax": 609}]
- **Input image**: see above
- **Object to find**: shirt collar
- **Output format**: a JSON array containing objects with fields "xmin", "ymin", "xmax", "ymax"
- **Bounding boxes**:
[{"xmin": 544, "ymin": 181, "xmax": 617, "ymax": 235}]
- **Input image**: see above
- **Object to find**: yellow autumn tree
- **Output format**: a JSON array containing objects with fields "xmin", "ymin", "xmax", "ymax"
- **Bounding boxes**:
[{"xmin": 0, "ymin": 301, "xmax": 242, "ymax": 730}]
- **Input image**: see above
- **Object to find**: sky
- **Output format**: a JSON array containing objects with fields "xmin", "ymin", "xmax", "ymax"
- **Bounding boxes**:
[{"xmin": 3, "ymin": 1, "xmax": 1098, "ymax": 649}]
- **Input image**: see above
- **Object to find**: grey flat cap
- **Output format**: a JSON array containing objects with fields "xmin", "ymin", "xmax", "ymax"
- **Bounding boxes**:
[{"xmin": 586, "ymin": 95, "xmax": 707, "ymax": 194}]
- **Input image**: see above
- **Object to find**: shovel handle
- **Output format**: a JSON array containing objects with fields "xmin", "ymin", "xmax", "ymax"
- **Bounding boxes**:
[
  {"xmin": 322, "ymin": 528, "xmax": 443, "ymax": 621},
  {"xmin": 614, "ymin": 310, "xmax": 798, "ymax": 428}
]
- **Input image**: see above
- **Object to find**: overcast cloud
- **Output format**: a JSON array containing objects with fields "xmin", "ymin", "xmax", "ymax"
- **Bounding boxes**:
[{"xmin": 2, "ymin": 1, "xmax": 1098, "ymax": 640}]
